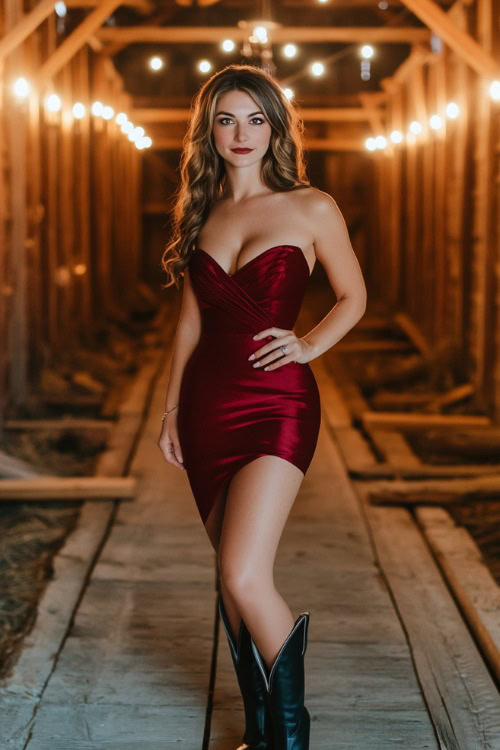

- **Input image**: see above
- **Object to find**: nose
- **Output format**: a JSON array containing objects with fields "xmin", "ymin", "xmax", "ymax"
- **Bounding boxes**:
[{"xmin": 234, "ymin": 123, "xmax": 249, "ymax": 143}]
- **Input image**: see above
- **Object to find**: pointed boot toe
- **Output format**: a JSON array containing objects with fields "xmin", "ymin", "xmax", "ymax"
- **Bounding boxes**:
[
  {"xmin": 250, "ymin": 612, "xmax": 311, "ymax": 750},
  {"xmin": 219, "ymin": 596, "xmax": 274, "ymax": 749}
]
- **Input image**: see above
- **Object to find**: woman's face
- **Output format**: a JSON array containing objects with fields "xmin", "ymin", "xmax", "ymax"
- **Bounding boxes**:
[{"xmin": 212, "ymin": 89, "xmax": 272, "ymax": 167}]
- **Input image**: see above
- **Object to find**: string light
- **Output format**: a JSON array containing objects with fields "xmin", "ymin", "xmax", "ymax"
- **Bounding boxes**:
[
  {"xmin": 365, "ymin": 137, "xmax": 377, "ymax": 151},
  {"xmin": 54, "ymin": 2, "xmax": 67, "ymax": 17},
  {"xmin": 72, "ymin": 102, "xmax": 85, "ymax": 119},
  {"xmin": 409, "ymin": 120, "xmax": 422, "ymax": 135},
  {"xmin": 9, "ymin": 80, "xmax": 150, "ymax": 150},
  {"xmin": 198, "ymin": 60, "xmax": 212, "ymax": 73},
  {"xmin": 360, "ymin": 45, "xmax": 374, "ymax": 81},
  {"xmin": 221, "ymin": 39, "xmax": 235, "ymax": 52},
  {"xmin": 12, "ymin": 77, "xmax": 30, "ymax": 98},
  {"xmin": 91, "ymin": 101, "xmax": 104, "ymax": 117},
  {"xmin": 446, "ymin": 101, "xmax": 460, "ymax": 119},
  {"xmin": 46, "ymin": 93, "xmax": 61, "ymax": 112},
  {"xmin": 490, "ymin": 80, "xmax": 500, "ymax": 101},
  {"xmin": 311, "ymin": 61, "xmax": 325, "ymax": 77},
  {"xmin": 390, "ymin": 129, "xmax": 403, "ymax": 144},
  {"xmin": 149, "ymin": 56, "xmax": 164, "ymax": 71},
  {"xmin": 375, "ymin": 135, "xmax": 387, "ymax": 149},
  {"xmin": 283, "ymin": 87, "xmax": 294, "ymax": 100},
  {"xmin": 252, "ymin": 26, "xmax": 268, "ymax": 44},
  {"xmin": 283, "ymin": 44, "xmax": 297, "ymax": 58},
  {"xmin": 429, "ymin": 113, "xmax": 442, "ymax": 130}
]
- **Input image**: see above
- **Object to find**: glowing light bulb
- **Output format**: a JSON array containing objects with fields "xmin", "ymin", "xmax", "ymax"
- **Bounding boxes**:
[
  {"xmin": 54, "ymin": 2, "xmax": 67, "ymax": 17},
  {"xmin": 283, "ymin": 87, "xmax": 294, "ymax": 100},
  {"xmin": 91, "ymin": 101, "xmax": 104, "ymax": 116},
  {"xmin": 253, "ymin": 26, "xmax": 268, "ymax": 43},
  {"xmin": 429, "ymin": 113, "xmax": 442, "ymax": 130},
  {"xmin": 102, "ymin": 105, "xmax": 114, "ymax": 120},
  {"xmin": 198, "ymin": 59, "xmax": 212, "ymax": 73},
  {"xmin": 375, "ymin": 135, "xmax": 387, "ymax": 149},
  {"xmin": 283, "ymin": 44, "xmax": 297, "ymax": 58},
  {"xmin": 222, "ymin": 39, "xmax": 235, "ymax": 52},
  {"xmin": 390, "ymin": 129, "xmax": 403, "ymax": 144},
  {"xmin": 122, "ymin": 121, "xmax": 134, "ymax": 135},
  {"xmin": 149, "ymin": 56, "xmax": 164, "ymax": 71},
  {"xmin": 445, "ymin": 101, "xmax": 459, "ymax": 119},
  {"xmin": 72, "ymin": 102, "xmax": 85, "ymax": 119},
  {"xmin": 13, "ymin": 77, "xmax": 30, "ymax": 98},
  {"xmin": 311, "ymin": 62, "xmax": 324, "ymax": 77},
  {"xmin": 46, "ymin": 93, "xmax": 61, "ymax": 112},
  {"xmin": 115, "ymin": 112, "xmax": 127, "ymax": 125},
  {"xmin": 361, "ymin": 45, "xmax": 374, "ymax": 59},
  {"xmin": 365, "ymin": 137, "xmax": 377, "ymax": 151},
  {"xmin": 489, "ymin": 80, "xmax": 500, "ymax": 101},
  {"xmin": 409, "ymin": 120, "xmax": 422, "ymax": 135},
  {"xmin": 143, "ymin": 136, "xmax": 152, "ymax": 148}
]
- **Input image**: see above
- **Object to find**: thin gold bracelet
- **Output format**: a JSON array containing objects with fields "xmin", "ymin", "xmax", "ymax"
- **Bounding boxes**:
[{"xmin": 161, "ymin": 403, "xmax": 179, "ymax": 421}]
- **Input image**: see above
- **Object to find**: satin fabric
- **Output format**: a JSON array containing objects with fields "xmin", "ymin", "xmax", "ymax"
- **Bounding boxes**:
[{"xmin": 177, "ymin": 244, "xmax": 321, "ymax": 526}]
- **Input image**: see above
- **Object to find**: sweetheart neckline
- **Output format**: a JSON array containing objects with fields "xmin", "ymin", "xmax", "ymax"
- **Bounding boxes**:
[{"xmin": 194, "ymin": 245, "xmax": 313, "ymax": 278}]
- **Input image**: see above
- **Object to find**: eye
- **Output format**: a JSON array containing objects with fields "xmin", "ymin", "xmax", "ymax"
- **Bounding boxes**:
[{"xmin": 217, "ymin": 117, "xmax": 266, "ymax": 125}]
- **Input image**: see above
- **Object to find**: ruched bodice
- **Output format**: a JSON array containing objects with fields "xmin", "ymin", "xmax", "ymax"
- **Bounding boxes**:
[
  {"xmin": 177, "ymin": 243, "xmax": 321, "ymax": 526},
  {"xmin": 190, "ymin": 245, "xmax": 312, "ymax": 334}
]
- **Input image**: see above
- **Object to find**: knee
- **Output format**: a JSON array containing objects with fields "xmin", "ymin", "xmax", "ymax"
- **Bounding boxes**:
[{"xmin": 218, "ymin": 556, "xmax": 265, "ymax": 605}]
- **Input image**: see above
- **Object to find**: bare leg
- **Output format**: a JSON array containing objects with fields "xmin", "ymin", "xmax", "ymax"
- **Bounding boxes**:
[
  {"xmin": 217, "ymin": 455, "xmax": 304, "ymax": 671},
  {"xmin": 203, "ymin": 481, "xmax": 242, "ymax": 642}
]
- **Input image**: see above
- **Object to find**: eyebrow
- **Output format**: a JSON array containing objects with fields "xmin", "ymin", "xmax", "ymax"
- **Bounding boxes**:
[{"xmin": 215, "ymin": 110, "xmax": 264, "ymax": 117}]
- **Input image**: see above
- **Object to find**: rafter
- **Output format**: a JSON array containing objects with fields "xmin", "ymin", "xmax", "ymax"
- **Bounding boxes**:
[
  {"xmin": 0, "ymin": 0, "xmax": 54, "ymax": 63},
  {"xmin": 399, "ymin": 0, "xmax": 500, "ymax": 78},
  {"xmin": 37, "ymin": 0, "xmax": 122, "ymax": 85},
  {"xmin": 66, "ymin": 0, "xmax": 154, "ymax": 13},
  {"xmin": 96, "ymin": 25, "xmax": 431, "ymax": 44}
]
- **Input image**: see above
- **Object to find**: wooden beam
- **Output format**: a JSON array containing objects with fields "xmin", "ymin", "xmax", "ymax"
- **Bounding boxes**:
[
  {"xmin": 399, "ymin": 0, "xmax": 500, "ymax": 78},
  {"xmin": 0, "ymin": 0, "xmax": 54, "ymax": 62},
  {"xmin": 37, "ymin": 0, "xmax": 122, "ymax": 86},
  {"xmin": 67, "ymin": 0, "xmax": 154, "ymax": 12},
  {"xmin": 131, "ymin": 106, "xmax": 378, "ymax": 123},
  {"xmin": 358, "ymin": 93, "xmax": 386, "ymax": 136},
  {"xmin": 0, "ymin": 476, "xmax": 136, "ymax": 500},
  {"xmin": 95, "ymin": 25, "xmax": 431, "ymax": 44},
  {"xmin": 381, "ymin": 44, "xmax": 433, "ymax": 91}
]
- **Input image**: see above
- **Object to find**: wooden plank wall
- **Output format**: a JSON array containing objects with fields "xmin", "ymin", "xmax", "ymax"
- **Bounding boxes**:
[
  {"xmin": 371, "ymin": 0, "xmax": 500, "ymax": 419},
  {"xmin": 0, "ymin": 0, "xmax": 142, "ymax": 425}
]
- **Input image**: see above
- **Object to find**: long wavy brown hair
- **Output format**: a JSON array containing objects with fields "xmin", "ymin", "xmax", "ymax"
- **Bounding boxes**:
[{"xmin": 160, "ymin": 64, "xmax": 311, "ymax": 290}]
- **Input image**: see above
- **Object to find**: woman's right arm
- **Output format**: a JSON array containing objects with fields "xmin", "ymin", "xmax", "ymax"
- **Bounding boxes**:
[{"xmin": 158, "ymin": 267, "xmax": 201, "ymax": 469}]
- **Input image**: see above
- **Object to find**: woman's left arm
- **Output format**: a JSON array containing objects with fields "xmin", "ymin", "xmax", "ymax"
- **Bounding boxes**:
[
  {"xmin": 300, "ymin": 190, "xmax": 367, "ymax": 360},
  {"xmin": 250, "ymin": 190, "xmax": 367, "ymax": 369}
]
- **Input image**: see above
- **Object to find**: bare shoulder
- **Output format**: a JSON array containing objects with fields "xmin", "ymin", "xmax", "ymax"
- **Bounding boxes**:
[{"xmin": 301, "ymin": 186, "xmax": 341, "ymax": 215}]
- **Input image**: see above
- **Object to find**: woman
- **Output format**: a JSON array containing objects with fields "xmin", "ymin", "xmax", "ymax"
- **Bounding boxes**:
[{"xmin": 159, "ymin": 64, "xmax": 366, "ymax": 750}]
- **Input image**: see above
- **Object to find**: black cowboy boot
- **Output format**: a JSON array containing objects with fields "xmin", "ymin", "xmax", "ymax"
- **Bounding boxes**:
[
  {"xmin": 250, "ymin": 612, "xmax": 311, "ymax": 750},
  {"xmin": 218, "ymin": 595, "xmax": 274, "ymax": 750}
]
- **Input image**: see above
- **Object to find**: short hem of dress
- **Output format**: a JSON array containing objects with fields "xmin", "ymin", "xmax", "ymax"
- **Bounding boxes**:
[{"xmin": 199, "ymin": 452, "xmax": 308, "ymax": 527}]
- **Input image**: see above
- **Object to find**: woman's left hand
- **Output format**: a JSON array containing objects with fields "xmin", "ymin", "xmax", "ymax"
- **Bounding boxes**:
[{"xmin": 248, "ymin": 327, "xmax": 316, "ymax": 370}]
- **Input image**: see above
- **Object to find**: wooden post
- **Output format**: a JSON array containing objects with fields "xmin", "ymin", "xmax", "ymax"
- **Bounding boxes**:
[{"xmin": 5, "ymin": 0, "xmax": 28, "ymax": 405}]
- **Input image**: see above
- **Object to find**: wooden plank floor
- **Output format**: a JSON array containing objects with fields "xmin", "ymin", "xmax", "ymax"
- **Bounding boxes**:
[{"xmin": 3, "ymin": 311, "xmax": 498, "ymax": 748}]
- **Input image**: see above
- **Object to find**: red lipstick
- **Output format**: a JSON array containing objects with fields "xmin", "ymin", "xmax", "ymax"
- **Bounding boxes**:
[{"xmin": 231, "ymin": 148, "xmax": 254, "ymax": 154}]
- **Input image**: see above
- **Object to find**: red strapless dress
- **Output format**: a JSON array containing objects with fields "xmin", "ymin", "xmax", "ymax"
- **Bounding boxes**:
[{"xmin": 177, "ymin": 245, "xmax": 321, "ymax": 526}]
